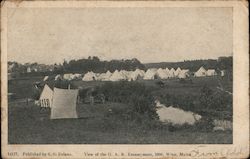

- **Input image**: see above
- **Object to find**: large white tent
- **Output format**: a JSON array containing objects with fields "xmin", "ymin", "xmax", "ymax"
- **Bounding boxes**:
[
  {"xmin": 129, "ymin": 69, "xmax": 145, "ymax": 81},
  {"xmin": 51, "ymin": 87, "xmax": 78, "ymax": 119},
  {"xmin": 96, "ymin": 73, "xmax": 107, "ymax": 81},
  {"xmin": 72, "ymin": 73, "xmax": 82, "ymax": 80},
  {"xmin": 156, "ymin": 68, "xmax": 169, "ymax": 79},
  {"xmin": 120, "ymin": 70, "xmax": 132, "ymax": 79},
  {"xmin": 101, "ymin": 70, "xmax": 113, "ymax": 81},
  {"xmin": 55, "ymin": 74, "xmax": 62, "ymax": 80},
  {"xmin": 194, "ymin": 66, "xmax": 207, "ymax": 77},
  {"xmin": 109, "ymin": 70, "xmax": 127, "ymax": 81},
  {"xmin": 143, "ymin": 68, "xmax": 157, "ymax": 80},
  {"xmin": 174, "ymin": 67, "xmax": 182, "ymax": 77},
  {"xmin": 39, "ymin": 84, "xmax": 53, "ymax": 108},
  {"xmin": 165, "ymin": 68, "xmax": 170, "ymax": 73},
  {"xmin": 178, "ymin": 69, "xmax": 190, "ymax": 79},
  {"xmin": 63, "ymin": 73, "xmax": 74, "ymax": 80},
  {"xmin": 106, "ymin": 70, "xmax": 112, "ymax": 77},
  {"xmin": 169, "ymin": 68, "xmax": 175, "ymax": 78},
  {"xmin": 82, "ymin": 71, "xmax": 97, "ymax": 81},
  {"xmin": 206, "ymin": 69, "xmax": 217, "ymax": 76}
]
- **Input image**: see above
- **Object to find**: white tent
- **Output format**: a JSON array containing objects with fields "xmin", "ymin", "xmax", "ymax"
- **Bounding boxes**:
[
  {"xmin": 55, "ymin": 74, "xmax": 62, "ymax": 80},
  {"xmin": 27, "ymin": 67, "xmax": 31, "ymax": 73},
  {"xmin": 129, "ymin": 69, "xmax": 145, "ymax": 81},
  {"xmin": 110, "ymin": 70, "xmax": 127, "ymax": 81},
  {"xmin": 174, "ymin": 67, "xmax": 182, "ymax": 77},
  {"xmin": 178, "ymin": 69, "xmax": 190, "ymax": 79},
  {"xmin": 51, "ymin": 87, "xmax": 78, "ymax": 119},
  {"xmin": 165, "ymin": 68, "xmax": 170, "ymax": 73},
  {"xmin": 156, "ymin": 68, "xmax": 169, "ymax": 79},
  {"xmin": 168, "ymin": 68, "xmax": 175, "ymax": 78},
  {"xmin": 82, "ymin": 71, "xmax": 97, "ymax": 81},
  {"xmin": 63, "ymin": 73, "xmax": 74, "ymax": 80},
  {"xmin": 102, "ymin": 70, "xmax": 113, "ymax": 81},
  {"xmin": 39, "ymin": 84, "xmax": 53, "ymax": 108},
  {"xmin": 120, "ymin": 70, "xmax": 131, "ymax": 79},
  {"xmin": 72, "ymin": 73, "xmax": 82, "ymax": 80},
  {"xmin": 194, "ymin": 66, "xmax": 207, "ymax": 77},
  {"xmin": 221, "ymin": 70, "xmax": 225, "ymax": 77},
  {"xmin": 206, "ymin": 69, "xmax": 217, "ymax": 76},
  {"xmin": 96, "ymin": 73, "xmax": 106, "ymax": 81},
  {"xmin": 43, "ymin": 76, "xmax": 49, "ymax": 81},
  {"xmin": 106, "ymin": 70, "xmax": 112, "ymax": 77},
  {"xmin": 143, "ymin": 68, "xmax": 157, "ymax": 80},
  {"xmin": 96, "ymin": 70, "xmax": 113, "ymax": 81}
]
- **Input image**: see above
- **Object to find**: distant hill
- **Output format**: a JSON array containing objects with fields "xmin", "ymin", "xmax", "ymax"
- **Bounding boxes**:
[{"xmin": 144, "ymin": 56, "xmax": 232, "ymax": 72}]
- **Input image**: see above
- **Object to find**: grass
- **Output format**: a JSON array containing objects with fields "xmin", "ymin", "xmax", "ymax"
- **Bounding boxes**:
[
  {"xmin": 8, "ymin": 76, "xmax": 232, "ymax": 144},
  {"xmin": 8, "ymin": 101, "xmax": 232, "ymax": 144},
  {"xmin": 8, "ymin": 76, "xmax": 232, "ymax": 100}
]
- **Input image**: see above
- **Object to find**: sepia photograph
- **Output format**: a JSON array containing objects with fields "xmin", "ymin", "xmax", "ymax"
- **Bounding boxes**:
[{"xmin": 1, "ymin": 0, "xmax": 249, "ymax": 159}]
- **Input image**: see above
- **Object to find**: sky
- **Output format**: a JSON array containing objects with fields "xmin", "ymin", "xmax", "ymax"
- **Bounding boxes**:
[{"xmin": 7, "ymin": 7, "xmax": 232, "ymax": 64}]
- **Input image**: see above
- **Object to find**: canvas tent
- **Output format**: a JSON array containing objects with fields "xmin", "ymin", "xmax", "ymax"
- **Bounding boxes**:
[
  {"xmin": 105, "ymin": 70, "xmax": 112, "ymax": 77},
  {"xmin": 99, "ymin": 71, "xmax": 112, "ymax": 81},
  {"xmin": 174, "ymin": 67, "xmax": 182, "ymax": 77},
  {"xmin": 178, "ymin": 69, "xmax": 190, "ymax": 79},
  {"xmin": 165, "ymin": 68, "xmax": 170, "ymax": 73},
  {"xmin": 157, "ymin": 68, "xmax": 169, "ymax": 79},
  {"xmin": 168, "ymin": 68, "xmax": 175, "ymax": 78},
  {"xmin": 82, "ymin": 71, "xmax": 97, "ymax": 81},
  {"xmin": 72, "ymin": 73, "xmax": 82, "ymax": 80},
  {"xmin": 120, "ymin": 70, "xmax": 132, "ymax": 79},
  {"xmin": 206, "ymin": 69, "xmax": 217, "ymax": 76},
  {"xmin": 221, "ymin": 70, "xmax": 225, "ymax": 77},
  {"xmin": 63, "ymin": 73, "xmax": 74, "ymax": 80},
  {"xmin": 96, "ymin": 73, "xmax": 107, "ymax": 81},
  {"xmin": 110, "ymin": 70, "xmax": 127, "ymax": 81},
  {"xmin": 194, "ymin": 66, "xmax": 207, "ymax": 77},
  {"xmin": 51, "ymin": 87, "xmax": 78, "ymax": 119},
  {"xmin": 143, "ymin": 68, "xmax": 157, "ymax": 80},
  {"xmin": 43, "ymin": 76, "xmax": 49, "ymax": 81},
  {"xmin": 39, "ymin": 84, "xmax": 53, "ymax": 108},
  {"xmin": 129, "ymin": 69, "xmax": 145, "ymax": 81},
  {"xmin": 55, "ymin": 74, "xmax": 62, "ymax": 80}
]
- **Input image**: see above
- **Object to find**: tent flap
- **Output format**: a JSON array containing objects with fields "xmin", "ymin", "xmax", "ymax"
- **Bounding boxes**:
[{"xmin": 51, "ymin": 88, "xmax": 78, "ymax": 119}]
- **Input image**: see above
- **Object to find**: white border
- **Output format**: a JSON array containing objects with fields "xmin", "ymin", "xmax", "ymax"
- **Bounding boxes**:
[{"xmin": 1, "ymin": 1, "xmax": 249, "ymax": 159}]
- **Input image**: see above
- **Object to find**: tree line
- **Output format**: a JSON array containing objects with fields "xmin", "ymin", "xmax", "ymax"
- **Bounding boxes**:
[
  {"xmin": 9, "ymin": 56, "xmax": 232, "ymax": 77},
  {"xmin": 144, "ymin": 56, "xmax": 233, "ymax": 72}
]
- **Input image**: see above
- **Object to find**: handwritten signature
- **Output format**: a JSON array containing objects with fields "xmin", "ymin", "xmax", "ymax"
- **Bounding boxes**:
[{"xmin": 189, "ymin": 146, "xmax": 248, "ymax": 158}]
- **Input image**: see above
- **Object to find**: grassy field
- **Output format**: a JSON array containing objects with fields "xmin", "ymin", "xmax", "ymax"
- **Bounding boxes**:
[
  {"xmin": 8, "ymin": 76, "xmax": 232, "ymax": 100},
  {"xmin": 8, "ymin": 76, "xmax": 232, "ymax": 144},
  {"xmin": 8, "ymin": 101, "xmax": 232, "ymax": 144}
]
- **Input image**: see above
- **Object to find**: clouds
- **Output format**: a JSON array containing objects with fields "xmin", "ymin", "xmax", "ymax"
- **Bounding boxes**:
[{"xmin": 8, "ymin": 7, "xmax": 232, "ymax": 64}]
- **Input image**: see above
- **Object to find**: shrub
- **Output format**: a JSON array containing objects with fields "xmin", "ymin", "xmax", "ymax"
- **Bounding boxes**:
[
  {"xmin": 199, "ymin": 85, "xmax": 232, "ymax": 112},
  {"xmin": 97, "ymin": 81, "xmax": 157, "ymax": 119},
  {"xmin": 193, "ymin": 117, "xmax": 214, "ymax": 132}
]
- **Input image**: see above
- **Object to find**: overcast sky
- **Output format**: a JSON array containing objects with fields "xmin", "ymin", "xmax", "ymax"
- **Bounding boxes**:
[{"xmin": 8, "ymin": 7, "xmax": 232, "ymax": 64}]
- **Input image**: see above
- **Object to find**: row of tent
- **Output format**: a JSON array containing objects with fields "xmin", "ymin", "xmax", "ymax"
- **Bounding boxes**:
[{"xmin": 47, "ymin": 67, "xmax": 218, "ymax": 82}]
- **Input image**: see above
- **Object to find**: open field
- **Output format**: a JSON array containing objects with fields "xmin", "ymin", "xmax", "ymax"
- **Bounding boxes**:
[
  {"xmin": 8, "ymin": 76, "xmax": 232, "ymax": 100},
  {"xmin": 8, "ymin": 101, "xmax": 232, "ymax": 144},
  {"xmin": 8, "ymin": 76, "xmax": 232, "ymax": 144}
]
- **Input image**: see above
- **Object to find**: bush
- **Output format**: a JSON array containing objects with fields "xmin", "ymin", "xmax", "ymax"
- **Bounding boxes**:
[
  {"xmin": 97, "ymin": 81, "xmax": 157, "ymax": 119},
  {"xmin": 199, "ymin": 85, "xmax": 232, "ymax": 112},
  {"xmin": 193, "ymin": 117, "xmax": 214, "ymax": 132},
  {"xmin": 54, "ymin": 80, "xmax": 77, "ymax": 89}
]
